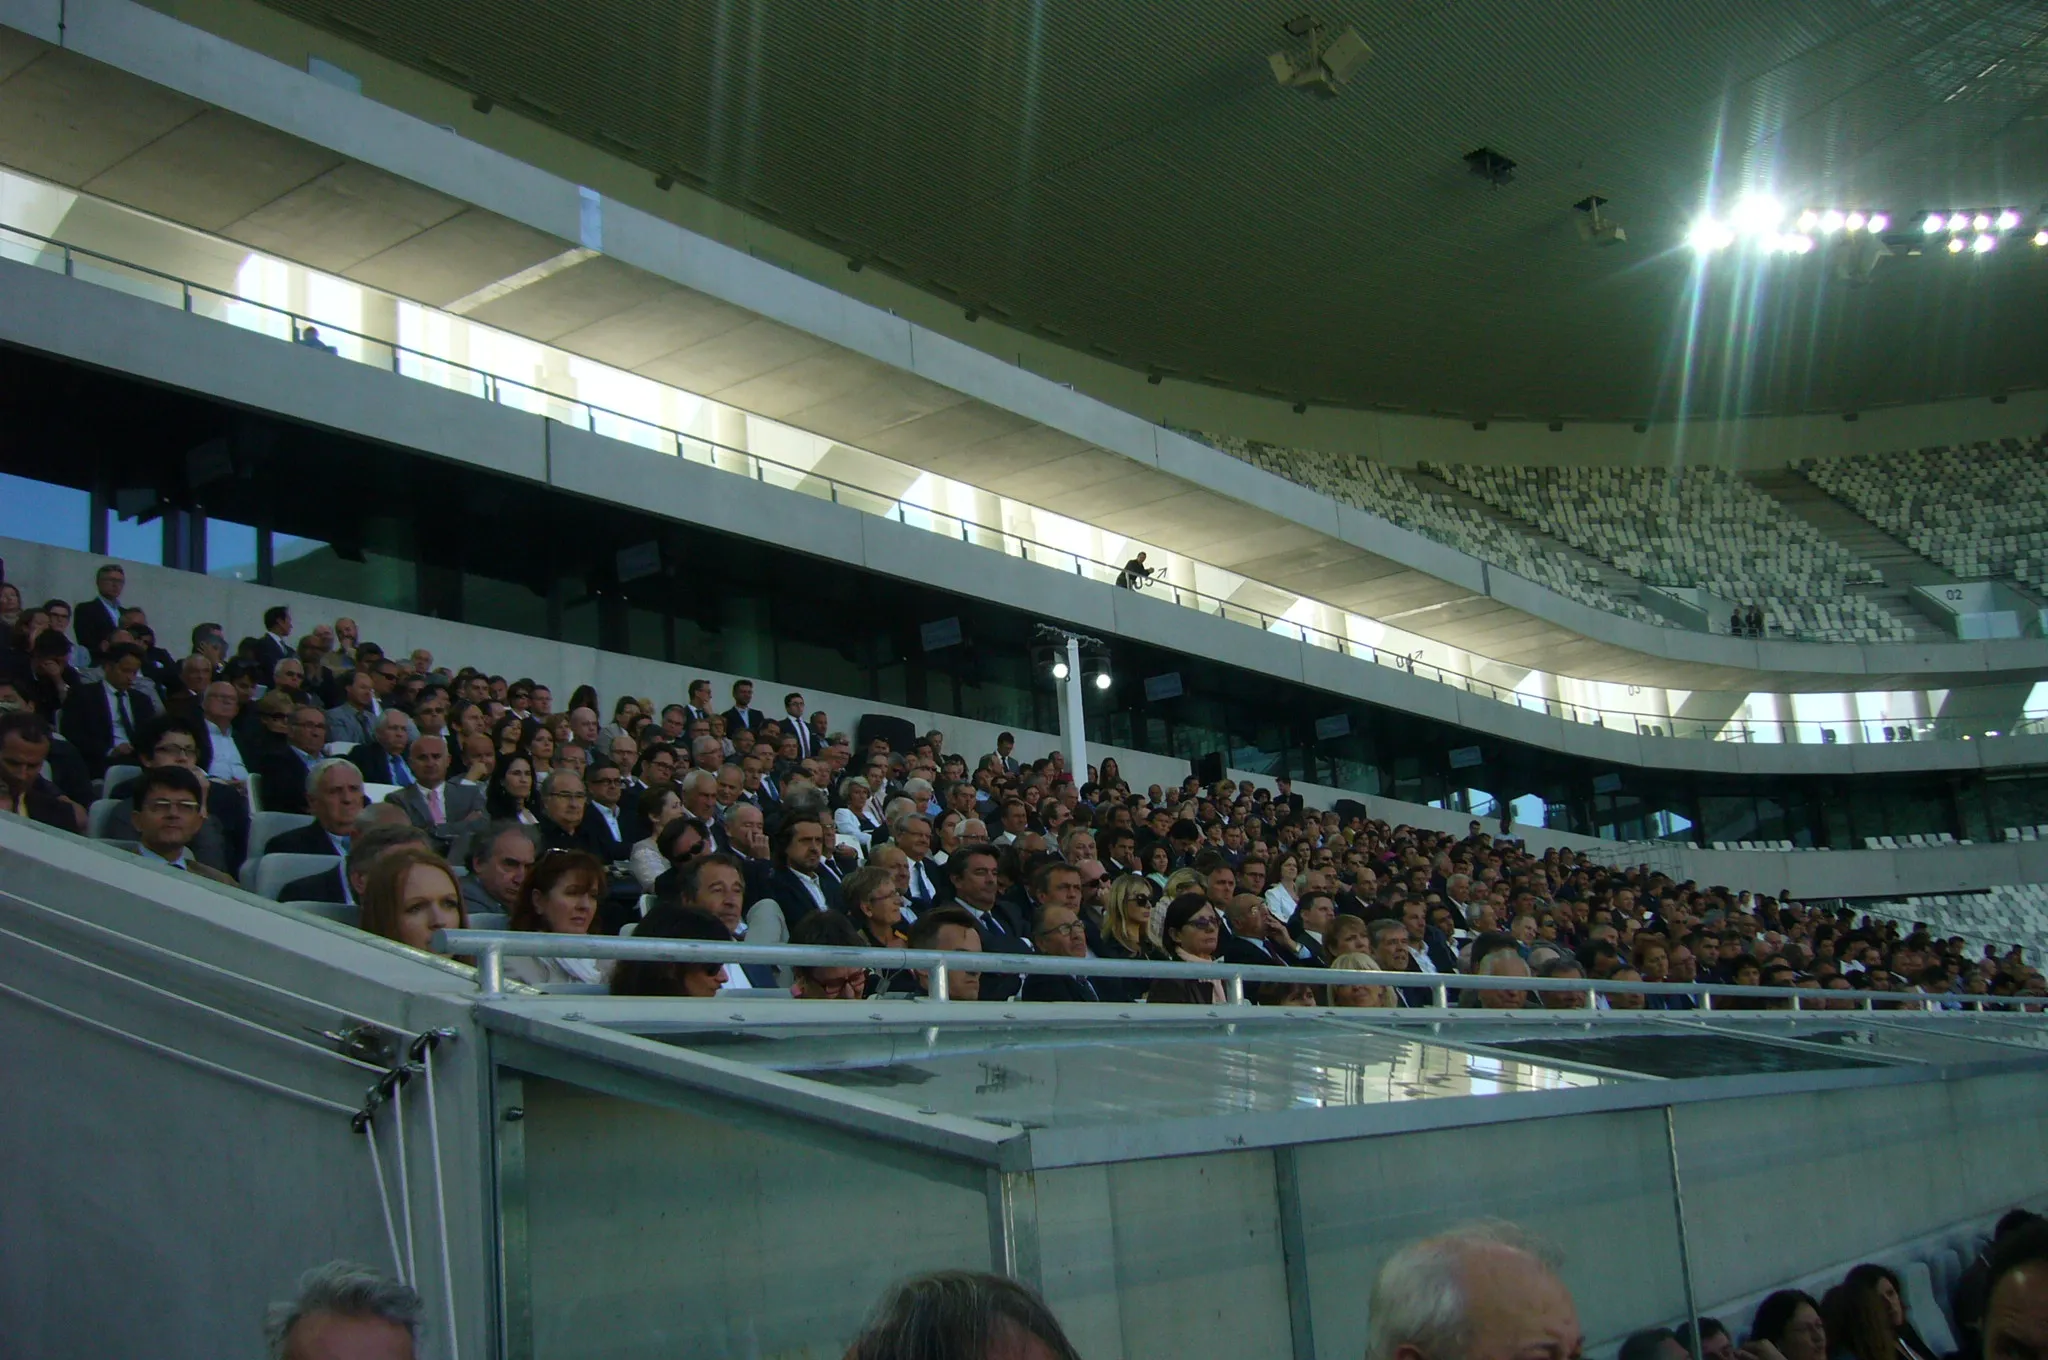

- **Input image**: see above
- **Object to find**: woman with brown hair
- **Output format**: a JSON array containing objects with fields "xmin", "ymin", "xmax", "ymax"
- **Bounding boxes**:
[
  {"xmin": 504, "ymin": 848, "xmax": 607, "ymax": 986},
  {"xmin": 608, "ymin": 905, "xmax": 731, "ymax": 998},
  {"xmin": 358, "ymin": 845, "xmax": 468, "ymax": 956},
  {"xmin": 1830, "ymin": 1265, "xmax": 1938, "ymax": 1360}
]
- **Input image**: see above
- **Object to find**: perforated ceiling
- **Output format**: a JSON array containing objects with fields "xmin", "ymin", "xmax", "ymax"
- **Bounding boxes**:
[{"xmin": 250, "ymin": 0, "xmax": 2048, "ymax": 420}]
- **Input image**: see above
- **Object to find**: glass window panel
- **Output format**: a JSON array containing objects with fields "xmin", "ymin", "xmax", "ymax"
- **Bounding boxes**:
[
  {"xmin": 204, "ymin": 518, "xmax": 258, "ymax": 581},
  {"xmin": 516, "ymin": 1073, "xmax": 990, "ymax": 1360},
  {"xmin": 0, "ymin": 472, "xmax": 89, "ymax": 550},
  {"xmin": 104, "ymin": 510, "xmax": 162, "ymax": 566}
]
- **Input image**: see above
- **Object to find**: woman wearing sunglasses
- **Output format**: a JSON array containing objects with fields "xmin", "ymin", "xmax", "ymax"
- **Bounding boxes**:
[{"xmin": 1146, "ymin": 892, "xmax": 1228, "ymax": 1006}]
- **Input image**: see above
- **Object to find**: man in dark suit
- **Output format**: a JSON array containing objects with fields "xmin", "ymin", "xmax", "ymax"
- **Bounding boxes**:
[
  {"xmin": 1369, "ymin": 918, "xmax": 1435, "ymax": 1007},
  {"xmin": 942, "ymin": 842, "xmax": 1030, "ymax": 1001},
  {"xmin": 71, "ymin": 562, "xmax": 127, "ymax": 660},
  {"xmin": 268, "ymin": 758, "xmax": 366, "ymax": 858},
  {"xmin": 253, "ymin": 604, "xmax": 294, "ymax": 686},
  {"xmin": 781, "ymin": 691, "xmax": 813, "ymax": 758},
  {"xmin": 281, "ymin": 821, "xmax": 428, "ymax": 904},
  {"xmin": 59, "ymin": 641, "xmax": 159, "ymax": 778},
  {"xmin": 1019, "ymin": 897, "xmax": 1102, "ymax": 1002},
  {"xmin": 741, "ymin": 813, "xmax": 842, "ymax": 946},
  {"xmin": 534, "ymin": 769, "xmax": 621, "ymax": 860},
  {"xmin": 1220, "ymin": 894, "xmax": 1310, "ymax": 971},
  {"xmin": 252, "ymin": 703, "xmax": 328, "ymax": 816},
  {"xmin": 347, "ymin": 709, "xmax": 417, "ymax": 788},
  {"xmin": 681, "ymin": 679, "xmax": 715, "ymax": 728},
  {"xmin": 721, "ymin": 678, "xmax": 763, "ymax": 737}
]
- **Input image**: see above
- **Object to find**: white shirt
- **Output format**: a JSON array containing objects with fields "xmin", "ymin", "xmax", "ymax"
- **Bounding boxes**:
[
  {"xmin": 141, "ymin": 845, "xmax": 192, "ymax": 870},
  {"xmin": 103, "ymin": 682, "xmax": 140, "ymax": 747},
  {"xmin": 1409, "ymin": 946, "xmax": 1440, "ymax": 975},
  {"xmin": 206, "ymin": 721, "xmax": 248, "ymax": 782},
  {"xmin": 593, "ymin": 802, "xmax": 622, "ymax": 841},
  {"xmin": 793, "ymin": 870, "xmax": 827, "ymax": 912},
  {"xmin": 1265, "ymin": 885, "xmax": 1298, "ymax": 921}
]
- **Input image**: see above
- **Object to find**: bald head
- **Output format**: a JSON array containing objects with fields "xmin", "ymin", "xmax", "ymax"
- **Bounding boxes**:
[{"xmin": 1367, "ymin": 1225, "xmax": 1580, "ymax": 1360}]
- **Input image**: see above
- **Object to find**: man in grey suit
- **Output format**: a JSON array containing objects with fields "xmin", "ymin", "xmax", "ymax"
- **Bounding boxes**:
[
  {"xmin": 383, "ymin": 734, "xmax": 486, "ymax": 851},
  {"xmin": 324, "ymin": 669, "xmax": 379, "ymax": 749}
]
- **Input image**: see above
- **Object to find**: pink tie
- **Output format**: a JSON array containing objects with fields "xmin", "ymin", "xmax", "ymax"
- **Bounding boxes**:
[{"xmin": 426, "ymin": 786, "xmax": 444, "ymax": 825}]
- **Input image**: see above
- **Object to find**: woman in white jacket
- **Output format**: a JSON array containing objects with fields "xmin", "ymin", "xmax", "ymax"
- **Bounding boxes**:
[{"xmin": 833, "ymin": 775, "xmax": 876, "ymax": 858}]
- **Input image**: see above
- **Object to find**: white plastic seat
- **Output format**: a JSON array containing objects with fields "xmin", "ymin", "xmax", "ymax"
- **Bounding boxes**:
[{"xmin": 252, "ymin": 852, "xmax": 342, "ymax": 900}]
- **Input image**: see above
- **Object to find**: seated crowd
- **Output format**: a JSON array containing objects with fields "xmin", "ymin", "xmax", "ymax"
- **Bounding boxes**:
[
  {"xmin": 3, "ymin": 561, "xmax": 2045, "ymax": 1008},
  {"xmin": 264, "ymin": 1210, "xmax": 2048, "ymax": 1360}
]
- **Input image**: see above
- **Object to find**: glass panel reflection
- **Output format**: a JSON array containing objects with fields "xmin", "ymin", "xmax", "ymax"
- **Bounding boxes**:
[{"xmin": 657, "ymin": 1018, "xmax": 1613, "ymax": 1129}]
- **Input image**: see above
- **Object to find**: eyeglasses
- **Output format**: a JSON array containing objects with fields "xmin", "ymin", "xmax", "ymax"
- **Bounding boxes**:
[
  {"xmin": 1186, "ymin": 915, "xmax": 1221, "ymax": 929},
  {"xmin": 548, "ymin": 791, "xmax": 589, "ymax": 802},
  {"xmin": 1039, "ymin": 921, "xmax": 1087, "ymax": 939},
  {"xmin": 153, "ymin": 742, "xmax": 199, "ymax": 757},
  {"xmin": 142, "ymin": 798, "xmax": 201, "ymax": 815}
]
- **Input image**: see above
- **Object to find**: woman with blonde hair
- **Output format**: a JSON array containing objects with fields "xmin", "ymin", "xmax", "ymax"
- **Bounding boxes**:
[
  {"xmin": 358, "ymin": 845, "xmax": 468, "ymax": 957},
  {"xmin": 1094, "ymin": 874, "xmax": 1158, "ymax": 1003},
  {"xmin": 1327, "ymin": 952, "xmax": 1397, "ymax": 1008}
]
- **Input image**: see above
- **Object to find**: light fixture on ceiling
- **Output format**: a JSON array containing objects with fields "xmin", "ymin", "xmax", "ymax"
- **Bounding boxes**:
[
  {"xmin": 1464, "ymin": 147, "xmax": 1516, "ymax": 188},
  {"xmin": 1268, "ymin": 15, "xmax": 1372, "ymax": 97},
  {"xmin": 1686, "ymin": 217, "xmax": 1735, "ymax": 253},
  {"xmin": 1573, "ymin": 195, "xmax": 1627, "ymax": 247}
]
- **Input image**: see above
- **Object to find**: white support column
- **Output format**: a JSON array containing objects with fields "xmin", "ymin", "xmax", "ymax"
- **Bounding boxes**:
[{"xmin": 1059, "ymin": 633, "xmax": 1087, "ymax": 783}]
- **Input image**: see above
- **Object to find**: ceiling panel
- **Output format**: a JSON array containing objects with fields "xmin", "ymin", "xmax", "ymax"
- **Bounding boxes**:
[
  {"xmin": 344, "ymin": 207, "xmax": 569, "ymax": 306},
  {"xmin": 247, "ymin": 0, "xmax": 2048, "ymax": 420},
  {"xmin": 223, "ymin": 161, "xmax": 468, "ymax": 272},
  {"xmin": 82, "ymin": 109, "xmax": 343, "ymax": 231},
  {"xmin": 0, "ymin": 48, "xmax": 202, "ymax": 185}
]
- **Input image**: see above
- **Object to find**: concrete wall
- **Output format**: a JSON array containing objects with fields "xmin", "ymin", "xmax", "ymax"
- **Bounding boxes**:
[
  {"xmin": 6, "ymin": 0, "xmax": 2048, "ymax": 689},
  {"xmin": 10, "ymin": 258, "xmax": 2048, "ymax": 784}
]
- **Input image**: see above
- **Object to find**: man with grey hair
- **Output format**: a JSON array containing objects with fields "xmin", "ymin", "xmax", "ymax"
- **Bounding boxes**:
[
  {"xmin": 267, "ymin": 758, "xmax": 367, "ymax": 857},
  {"xmin": 281, "ymin": 811, "xmax": 426, "ymax": 905},
  {"xmin": 265, "ymin": 1260, "xmax": 422, "ymax": 1359},
  {"xmin": 1367, "ymin": 1223, "xmax": 1580, "ymax": 1360}
]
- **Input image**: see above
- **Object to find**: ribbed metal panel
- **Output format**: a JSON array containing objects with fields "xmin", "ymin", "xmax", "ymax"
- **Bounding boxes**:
[{"xmin": 254, "ymin": 0, "xmax": 2048, "ymax": 420}]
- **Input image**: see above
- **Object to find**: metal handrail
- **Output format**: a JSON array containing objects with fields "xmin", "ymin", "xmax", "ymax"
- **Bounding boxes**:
[
  {"xmin": 434, "ymin": 930, "xmax": 2035, "ymax": 1014},
  {"xmin": 12, "ymin": 219, "xmax": 2043, "ymax": 749}
]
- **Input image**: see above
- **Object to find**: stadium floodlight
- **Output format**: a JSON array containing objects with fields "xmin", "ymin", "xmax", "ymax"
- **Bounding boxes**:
[
  {"xmin": 1924, "ymin": 213, "xmax": 1947, "ymax": 234},
  {"xmin": 1797, "ymin": 210, "xmax": 1820, "ymax": 231},
  {"xmin": 1687, "ymin": 217, "xmax": 1735, "ymax": 253},
  {"xmin": 1730, "ymin": 195, "xmax": 1783, "ymax": 237},
  {"xmin": 1866, "ymin": 213, "xmax": 1889, "ymax": 233},
  {"xmin": 1972, "ymin": 213, "xmax": 1992, "ymax": 231},
  {"xmin": 1948, "ymin": 237, "xmax": 1967, "ymax": 254},
  {"xmin": 2035, "ymin": 229, "xmax": 2048, "ymax": 247},
  {"xmin": 1093, "ymin": 672, "xmax": 1112, "ymax": 691},
  {"xmin": 1996, "ymin": 210, "xmax": 2021, "ymax": 231},
  {"xmin": 1844, "ymin": 211, "xmax": 1866, "ymax": 231},
  {"xmin": 1050, "ymin": 659, "xmax": 1070, "ymax": 680},
  {"xmin": 1818, "ymin": 209, "xmax": 1845, "ymax": 233},
  {"xmin": 1948, "ymin": 212, "xmax": 1970, "ymax": 231},
  {"xmin": 1973, "ymin": 233, "xmax": 1997, "ymax": 254}
]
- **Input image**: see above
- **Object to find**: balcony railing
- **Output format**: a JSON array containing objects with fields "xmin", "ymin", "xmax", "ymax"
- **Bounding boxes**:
[{"xmin": 11, "ymin": 217, "xmax": 2043, "ymax": 748}]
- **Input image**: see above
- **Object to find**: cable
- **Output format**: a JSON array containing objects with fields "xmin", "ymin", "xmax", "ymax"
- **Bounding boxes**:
[
  {"xmin": 420, "ymin": 1036, "xmax": 463, "ymax": 1360},
  {"xmin": 390, "ymin": 1070, "xmax": 419, "ymax": 1285},
  {"xmin": 359, "ymin": 1114, "xmax": 409, "ymax": 1284},
  {"xmin": 0, "ymin": 979, "xmax": 354, "ymax": 1115}
]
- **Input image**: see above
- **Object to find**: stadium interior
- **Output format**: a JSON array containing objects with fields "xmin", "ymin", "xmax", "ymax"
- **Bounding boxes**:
[{"xmin": 4, "ymin": 1, "xmax": 2048, "ymax": 1357}]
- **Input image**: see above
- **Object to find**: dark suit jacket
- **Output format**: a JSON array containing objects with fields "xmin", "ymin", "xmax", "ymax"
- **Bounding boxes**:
[
  {"xmin": 255, "ymin": 744, "xmax": 319, "ymax": 815},
  {"xmin": 1220, "ymin": 932, "xmax": 1300, "ymax": 971},
  {"xmin": 282, "ymin": 863, "xmax": 349, "ymax": 903},
  {"xmin": 721, "ymin": 706, "xmax": 764, "ymax": 736},
  {"xmin": 255, "ymin": 632, "xmax": 292, "ymax": 685},
  {"xmin": 60, "ymin": 680, "xmax": 160, "ymax": 776},
  {"xmin": 268, "ymin": 822, "xmax": 345, "ymax": 857},
  {"xmin": 755, "ymin": 865, "xmax": 844, "ymax": 931},
  {"xmin": 73, "ymin": 596, "xmax": 123, "ymax": 658},
  {"xmin": 385, "ymin": 780, "xmax": 488, "ymax": 832},
  {"xmin": 347, "ymin": 743, "xmax": 411, "ymax": 785},
  {"xmin": 962, "ymin": 903, "xmax": 1032, "ymax": 1002},
  {"xmin": 1019, "ymin": 972, "xmax": 1102, "ymax": 1003},
  {"xmin": 537, "ymin": 813, "xmax": 618, "ymax": 860}
]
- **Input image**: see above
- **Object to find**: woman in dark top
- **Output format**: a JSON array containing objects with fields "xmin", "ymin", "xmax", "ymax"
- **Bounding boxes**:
[{"xmin": 1145, "ymin": 893, "xmax": 1227, "ymax": 1006}]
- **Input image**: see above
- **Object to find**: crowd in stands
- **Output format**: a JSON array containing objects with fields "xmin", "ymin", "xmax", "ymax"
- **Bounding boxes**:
[
  {"xmin": 1802, "ymin": 437, "xmax": 2048, "ymax": 590},
  {"xmin": 3, "ymin": 558, "xmax": 2045, "ymax": 1009},
  {"xmin": 263, "ymin": 1210, "xmax": 2048, "ymax": 1360}
]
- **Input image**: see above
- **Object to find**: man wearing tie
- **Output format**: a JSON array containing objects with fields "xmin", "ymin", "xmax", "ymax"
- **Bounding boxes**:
[
  {"xmin": 991, "ymin": 732, "xmax": 1020, "ymax": 776},
  {"xmin": 892, "ymin": 814, "xmax": 943, "ymax": 908},
  {"xmin": 60, "ymin": 641, "xmax": 158, "ymax": 777},
  {"xmin": 943, "ymin": 843, "xmax": 1030, "ymax": 1001},
  {"xmin": 348, "ymin": 709, "xmax": 416, "ymax": 786},
  {"xmin": 384, "ymin": 734, "xmax": 486, "ymax": 836},
  {"xmin": 1021, "ymin": 899, "xmax": 1101, "ymax": 1002},
  {"xmin": 782, "ymin": 691, "xmax": 812, "ymax": 758}
]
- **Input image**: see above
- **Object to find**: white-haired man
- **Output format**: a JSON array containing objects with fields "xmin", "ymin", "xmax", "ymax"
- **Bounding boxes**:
[
  {"xmin": 1367, "ymin": 1222, "xmax": 1582, "ymax": 1360},
  {"xmin": 265, "ymin": 1260, "xmax": 421, "ymax": 1358}
]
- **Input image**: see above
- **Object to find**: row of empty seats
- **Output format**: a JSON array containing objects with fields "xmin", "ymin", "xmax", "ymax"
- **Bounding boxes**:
[
  {"xmin": 2005, "ymin": 825, "xmax": 2048, "ymax": 841},
  {"xmin": 1865, "ymin": 833, "xmax": 1968, "ymax": 849},
  {"xmin": 1875, "ymin": 883, "xmax": 2048, "ymax": 958},
  {"xmin": 1187, "ymin": 431, "xmax": 1669, "ymax": 624},
  {"xmin": 1428, "ymin": 463, "xmax": 1916, "ymax": 642},
  {"xmin": 1803, "ymin": 435, "xmax": 2048, "ymax": 587}
]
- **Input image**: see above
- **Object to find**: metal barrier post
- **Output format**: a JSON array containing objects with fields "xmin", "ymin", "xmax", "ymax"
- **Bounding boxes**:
[
  {"xmin": 1226, "ymin": 974, "xmax": 1247, "ymax": 1005},
  {"xmin": 478, "ymin": 946, "xmax": 503, "ymax": 997},
  {"xmin": 927, "ymin": 960, "xmax": 950, "ymax": 1002},
  {"xmin": 1432, "ymin": 982, "xmax": 1449, "ymax": 1008}
]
